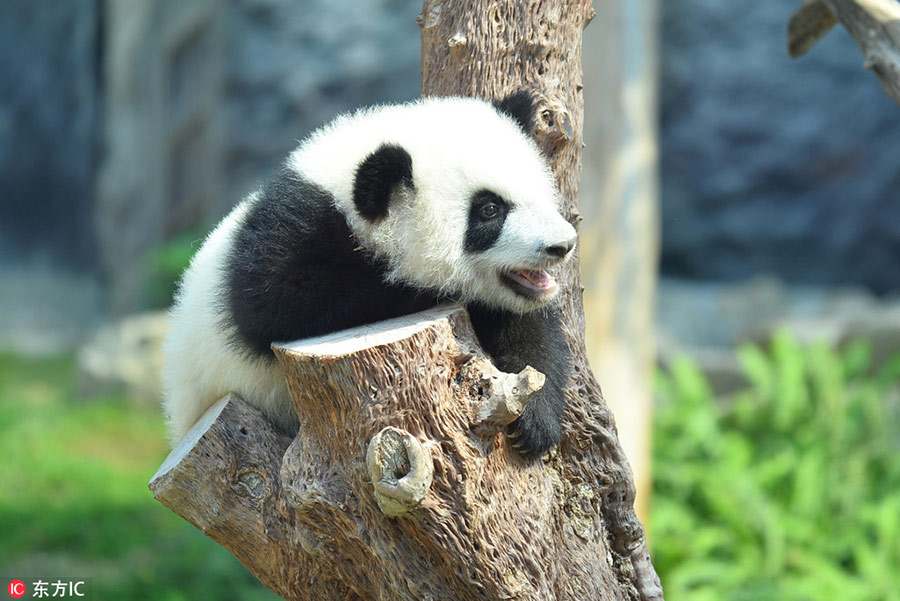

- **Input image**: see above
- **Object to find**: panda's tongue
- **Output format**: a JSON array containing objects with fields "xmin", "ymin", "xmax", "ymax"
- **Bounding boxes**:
[{"xmin": 508, "ymin": 268, "xmax": 557, "ymax": 291}]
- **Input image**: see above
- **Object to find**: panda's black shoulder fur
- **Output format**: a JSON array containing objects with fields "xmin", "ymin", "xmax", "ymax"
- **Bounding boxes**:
[{"xmin": 224, "ymin": 170, "xmax": 437, "ymax": 357}]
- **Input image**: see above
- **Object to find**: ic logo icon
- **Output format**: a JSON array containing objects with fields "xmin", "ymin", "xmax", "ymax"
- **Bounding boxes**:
[{"xmin": 8, "ymin": 580, "xmax": 26, "ymax": 598}]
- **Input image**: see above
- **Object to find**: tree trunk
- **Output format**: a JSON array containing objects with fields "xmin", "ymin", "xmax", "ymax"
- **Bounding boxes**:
[
  {"xmin": 419, "ymin": 1, "xmax": 661, "ymax": 598},
  {"xmin": 151, "ymin": 307, "xmax": 561, "ymax": 600},
  {"xmin": 150, "ymin": 306, "xmax": 659, "ymax": 599}
]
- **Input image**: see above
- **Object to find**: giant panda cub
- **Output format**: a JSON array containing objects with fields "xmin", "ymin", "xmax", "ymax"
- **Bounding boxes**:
[{"xmin": 163, "ymin": 92, "xmax": 577, "ymax": 460}]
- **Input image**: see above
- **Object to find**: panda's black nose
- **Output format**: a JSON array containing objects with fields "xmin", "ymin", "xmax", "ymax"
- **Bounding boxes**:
[{"xmin": 544, "ymin": 237, "xmax": 576, "ymax": 258}]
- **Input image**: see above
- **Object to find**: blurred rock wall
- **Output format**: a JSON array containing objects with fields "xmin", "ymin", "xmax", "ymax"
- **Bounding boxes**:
[
  {"xmin": 4, "ymin": 0, "xmax": 900, "ymax": 348},
  {"xmin": 0, "ymin": 0, "xmax": 422, "ymax": 351},
  {"xmin": 98, "ymin": 0, "xmax": 227, "ymax": 312},
  {"xmin": 0, "ymin": 0, "xmax": 100, "ymax": 270},
  {"xmin": 660, "ymin": 0, "xmax": 900, "ymax": 293},
  {"xmin": 222, "ymin": 0, "xmax": 422, "ymax": 204}
]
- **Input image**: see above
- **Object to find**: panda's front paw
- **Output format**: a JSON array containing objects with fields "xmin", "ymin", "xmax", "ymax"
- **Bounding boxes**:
[{"xmin": 506, "ymin": 401, "xmax": 562, "ymax": 462}]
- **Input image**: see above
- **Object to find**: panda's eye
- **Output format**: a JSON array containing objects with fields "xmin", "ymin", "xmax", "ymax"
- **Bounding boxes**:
[{"xmin": 479, "ymin": 202, "xmax": 500, "ymax": 220}]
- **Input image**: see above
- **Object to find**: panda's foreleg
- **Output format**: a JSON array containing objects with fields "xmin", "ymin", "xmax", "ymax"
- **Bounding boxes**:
[{"xmin": 467, "ymin": 303, "xmax": 570, "ymax": 461}]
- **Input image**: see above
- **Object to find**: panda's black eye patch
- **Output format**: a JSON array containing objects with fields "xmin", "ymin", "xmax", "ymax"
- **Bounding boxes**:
[{"xmin": 465, "ymin": 191, "xmax": 509, "ymax": 253}]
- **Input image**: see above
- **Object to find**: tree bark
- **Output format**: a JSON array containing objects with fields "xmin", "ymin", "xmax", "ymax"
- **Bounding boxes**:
[
  {"xmin": 788, "ymin": 0, "xmax": 900, "ymax": 106},
  {"xmin": 420, "ymin": 1, "xmax": 661, "ymax": 599},
  {"xmin": 153, "ymin": 307, "xmax": 529, "ymax": 600},
  {"xmin": 151, "ymin": 306, "xmax": 657, "ymax": 599}
]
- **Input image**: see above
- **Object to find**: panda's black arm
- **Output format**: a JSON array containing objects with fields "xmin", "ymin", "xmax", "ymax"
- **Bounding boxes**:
[{"xmin": 466, "ymin": 303, "xmax": 570, "ymax": 461}]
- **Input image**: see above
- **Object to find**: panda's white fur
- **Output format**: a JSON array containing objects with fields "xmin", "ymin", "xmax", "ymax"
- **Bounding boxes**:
[
  {"xmin": 163, "ymin": 194, "xmax": 295, "ymax": 441},
  {"xmin": 163, "ymin": 95, "xmax": 576, "ymax": 446}
]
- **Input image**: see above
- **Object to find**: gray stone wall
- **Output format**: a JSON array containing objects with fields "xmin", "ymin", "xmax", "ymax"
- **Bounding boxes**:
[
  {"xmin": 222, "ymin": 0, "xmax": 423, "ymax": 206},
  {"xmin": 660, "ymin": 0, "xmax": 900, "ymax": 293},
  {"xmin": 0, "ymin": 0, "xmax": 425, "ymax": 348},
  {"xmin": 98, "ymin": 0, "xmax": 226, "ymax": 312},
  {"xmin": 0, "ymin": 0, "xmax": 100, "ymax": 270},
  {"xmin": 5, "ymin": 0, "xmax": 900, "ymax": 349}
]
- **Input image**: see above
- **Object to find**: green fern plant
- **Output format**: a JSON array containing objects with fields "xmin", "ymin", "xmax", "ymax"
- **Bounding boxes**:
[{"xmin": 652, "ymin": 331, "xmax": 900, "ymax": 601}]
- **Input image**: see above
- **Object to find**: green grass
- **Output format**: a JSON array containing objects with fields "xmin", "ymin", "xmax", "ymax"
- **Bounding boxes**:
[
  {"xmin": 0, "ymin": 352, "xmax": 279, "ymax": 600},
  {"xmin": 652, "ymin": 331, "xmax": 900, "ymax": 601}
]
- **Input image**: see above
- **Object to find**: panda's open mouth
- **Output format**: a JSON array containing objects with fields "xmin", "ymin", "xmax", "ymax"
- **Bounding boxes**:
[{"xmin": 500, "ymin": 268, "xmax": 558, "ymax": 299}]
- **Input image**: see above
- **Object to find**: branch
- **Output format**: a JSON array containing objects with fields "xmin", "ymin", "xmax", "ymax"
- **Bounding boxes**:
[
  {"xmin": 788, "ymin": 0, "xmax": 839, "ymax": 57},
  {"xmin": 789, "ymin": 0, "xmax": 900, "ymax": 105},
  {"xmin": 149, "ymin": 394, "xmax": 304, "ymax": 600}
]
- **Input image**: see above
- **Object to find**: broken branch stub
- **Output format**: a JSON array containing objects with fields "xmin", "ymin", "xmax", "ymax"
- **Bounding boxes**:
[
  {"xmin": 366, "ymin": 426, "xmax": 434, "ymax": 517},
  {"xmin": 473, "ymin": 363, "xmax": 545, "ymax": 431},
  {"xmin": 788, "ymin": 0, "xmax": 839, "ymax": 58}
]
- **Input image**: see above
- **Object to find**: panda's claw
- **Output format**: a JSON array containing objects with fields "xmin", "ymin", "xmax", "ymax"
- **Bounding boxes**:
[{"xmin": 506, "ymin": 397, "xmax": 563, "ymax": 462}]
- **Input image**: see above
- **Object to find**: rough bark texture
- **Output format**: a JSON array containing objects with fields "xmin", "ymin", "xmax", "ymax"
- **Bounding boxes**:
[
  {"xmin": 149, "ymin": 394, "xmax": 301, "ymax": 588},
  {"xmin": 420, "ymin": 1, "xmax": 661, "ymax": 599},
  {"xmin": 788, "ymin": 0, "xmax": 900, "ymax": 106},
  {"xmin": 151, "ymin": 306, "xmax": 650, "ymax": 599}
]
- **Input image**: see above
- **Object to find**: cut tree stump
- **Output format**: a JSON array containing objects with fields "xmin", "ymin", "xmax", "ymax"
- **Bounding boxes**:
[{"xmin": 150, "ymin": 305, "xmax": 641, "ymax": 600}]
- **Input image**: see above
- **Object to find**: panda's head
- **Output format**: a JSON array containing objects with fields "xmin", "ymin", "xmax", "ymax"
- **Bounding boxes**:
[{"xmin": 292, "ymin": 92, "xmax": 577, "ymax": 314}]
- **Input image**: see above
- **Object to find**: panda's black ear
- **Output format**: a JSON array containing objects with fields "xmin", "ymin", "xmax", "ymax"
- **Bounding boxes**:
[
  {"xmin": 352, "ymin": 143, "xmax": 413, "ymax": 222},
  {"xmin": 493, "ymin": 90, "xmax": 537, "ymax": 136}
]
